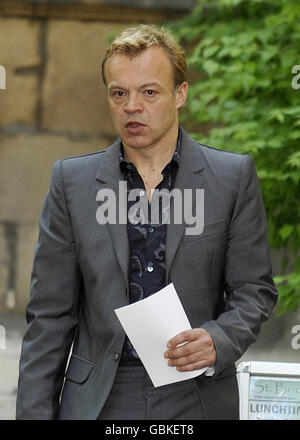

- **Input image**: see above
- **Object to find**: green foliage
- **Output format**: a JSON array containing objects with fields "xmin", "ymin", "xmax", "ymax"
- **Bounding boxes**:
[{"xmin": 169, "ymin": 0, "xmax": 300, "ymax": 315}]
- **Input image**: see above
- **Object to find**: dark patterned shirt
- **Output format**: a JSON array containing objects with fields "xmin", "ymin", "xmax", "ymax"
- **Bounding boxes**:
[{"xmin": 119, "ymin": 129, "xmax": 182, "ymax": 362}]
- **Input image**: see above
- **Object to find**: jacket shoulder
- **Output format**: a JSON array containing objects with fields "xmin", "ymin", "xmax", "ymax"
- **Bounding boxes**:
[
  {"xmin": 48, "ymin": 145, "xmax": 113, "ymax": 189},
  {"xmin": 193, "ymin": 139, "xmax": 245, "ymax": 162},
  {"xmin": 198, "ymin": 142, "xmax": 243, "ymax": 157},
  {"xmin": 60, "ymin": 148, "xmax": 107, "ymax": 166},
  {"xmin": 188, "ymin": 135, "xmax": 250, "ymax": 176},
  {"xmin": 181, "ymin": 128, "xmax": 246, "ymax": 168},
  {"xmin": 52, "ymin": 143, "xmax": 113, "ymax": 177}
]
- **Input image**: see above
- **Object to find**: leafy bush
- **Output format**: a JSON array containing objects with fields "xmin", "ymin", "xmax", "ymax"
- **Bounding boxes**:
[{"xmin": 170, "ymin": 0, "xmax": 300, "ymax": 314}]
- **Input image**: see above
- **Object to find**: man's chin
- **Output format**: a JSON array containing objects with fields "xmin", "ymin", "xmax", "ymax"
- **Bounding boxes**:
[{"xmin": 121, "ymin": 133, "xmax": 151, "ymax": 149}]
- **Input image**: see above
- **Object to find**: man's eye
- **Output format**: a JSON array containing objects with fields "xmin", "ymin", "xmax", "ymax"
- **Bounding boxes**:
[
  {"xmin": 145, "ymin": 90, "xmax": 156, "ymax": 96},
  {"xmin": 113, "ymin": 91, "xmax": 125, "ymax": 97}
]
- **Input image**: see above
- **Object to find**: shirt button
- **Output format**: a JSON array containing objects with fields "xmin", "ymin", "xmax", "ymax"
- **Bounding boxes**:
[
  {"xmin": 147, "ymin": 266, "xmax": 154, "ymax": 273},
  {"xmin": 140, "ymin": 190, "xmax": 145, "ymax": 196},
  {"xmin": 148, "ymin": 227, "xmax": 154, "ymax": 233},
  {"xmin": 113, "ymin": 352, "xmax": 120, "ymax": 361}
]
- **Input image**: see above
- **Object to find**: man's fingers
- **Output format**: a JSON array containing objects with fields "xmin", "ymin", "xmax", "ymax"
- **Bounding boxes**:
[
  {"xmin": 164, "ymin": 328, "xmax": 216, "ymax": 371},
  {"xmin": 165, "ymin": 332, "xmax": 214, "ymax": 360},
  {"xmin": 167, "ymin": 328, "xmax": 205, "ymax": 349},
  {"xmin": 165, "ymin": 339, "xmax": 202, "ymax": 360},
  {"xmin": 176, "ymin": 360, "xmax": 209, "ymax": 372},
  {"xmin": 167, "ymin": 349, "xmax": 201, "ymax": 366},
  {"xmin": 167, "ymin": 350, "xmax": 216, "ymax": 368},
  {"xmin": 165, "ymin": 341, "xmax": 215, "ymax": 367}
]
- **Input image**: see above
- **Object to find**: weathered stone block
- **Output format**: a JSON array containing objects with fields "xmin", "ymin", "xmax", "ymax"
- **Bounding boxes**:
[
  {"xmin": 42, "ymin": 21, "xmax": 126, "ymax": 135},
  {"xmin": 0, "ymin": 18, "xmax": 40, "ymax": 127},
  {"xmin": 0, "ymin": 133, "xmax": 110, "ymax": 224}
]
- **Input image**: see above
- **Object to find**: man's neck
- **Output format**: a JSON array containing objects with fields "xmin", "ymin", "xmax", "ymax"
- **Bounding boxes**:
[{"xmin": 122, "ymin": 125, "xmax": 179, "ymax": 177}]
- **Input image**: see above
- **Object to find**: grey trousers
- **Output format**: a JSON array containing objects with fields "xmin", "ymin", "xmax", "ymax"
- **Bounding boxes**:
[{"xmin": 98, "ymin": 365, "xmax": 207, "ymax": 420}]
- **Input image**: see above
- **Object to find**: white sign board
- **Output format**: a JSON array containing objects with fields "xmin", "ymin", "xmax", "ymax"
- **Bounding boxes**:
[{"xmin": 237, "ymin": 361, "xmax": 300, "ymax": 420}]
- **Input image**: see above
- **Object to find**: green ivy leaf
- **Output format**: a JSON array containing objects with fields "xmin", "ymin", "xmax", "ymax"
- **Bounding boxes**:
[{"xmin": 279, "ymin": 225, "xmax": 294, "ymax": 241}]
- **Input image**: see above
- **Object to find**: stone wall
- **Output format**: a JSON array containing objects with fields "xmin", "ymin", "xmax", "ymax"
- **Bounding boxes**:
[
  {"xmin": 0, "ymin": 1, "xmax": 192, "ymax": 312},
  {"xmin": 0, "ymin": 0, "xmax": 194, "ymax": 21}
]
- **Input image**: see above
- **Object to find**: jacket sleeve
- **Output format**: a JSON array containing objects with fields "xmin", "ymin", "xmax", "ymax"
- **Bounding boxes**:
[
  {"xmin": 201, "ymin": 155, "xmax": 278, "ymax": 376},
  {"xmin": 16, "ymin": 159, "xmax": 81, "ymax": 419}
]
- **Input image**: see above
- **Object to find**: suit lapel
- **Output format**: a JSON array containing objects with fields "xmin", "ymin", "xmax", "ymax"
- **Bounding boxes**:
[
  {"xmin": 165, "ymin": 129, "xmax": 205, "ymax": 282},
  {"xmin": 95, "ymin": 139, "xmax": 130, "ymax": 293}
]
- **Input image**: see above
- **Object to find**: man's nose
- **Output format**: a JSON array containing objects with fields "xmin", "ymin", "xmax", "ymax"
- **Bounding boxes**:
[{"xmin": 124, "ymin": 92, "xmax": 143, "ymax": 113}]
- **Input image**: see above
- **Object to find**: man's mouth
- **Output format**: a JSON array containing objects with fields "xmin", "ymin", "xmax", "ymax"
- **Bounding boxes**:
[
  {"xmin": 125, "ymin": 121, "xmax": 145, "ymax": 128},
  {"xmin": 125, "ymin": 121, "xmax": 146, "ymax": 134}
]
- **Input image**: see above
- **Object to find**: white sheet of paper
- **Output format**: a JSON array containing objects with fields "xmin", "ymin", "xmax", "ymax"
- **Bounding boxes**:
[{"xmin": 114, "ymin": 283, "xmax": 208, "ymax": 387}]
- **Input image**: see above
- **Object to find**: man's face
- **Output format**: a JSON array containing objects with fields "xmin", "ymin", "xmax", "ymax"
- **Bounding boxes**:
[{"xmin": 104, "ymin": 46, "xmax": 188, "ymax": 151}]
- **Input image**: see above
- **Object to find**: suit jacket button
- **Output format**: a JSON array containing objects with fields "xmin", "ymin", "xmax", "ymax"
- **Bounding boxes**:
[{"xmin": 113, "ymin": 352, "xmax": 120, "ymax": 361}]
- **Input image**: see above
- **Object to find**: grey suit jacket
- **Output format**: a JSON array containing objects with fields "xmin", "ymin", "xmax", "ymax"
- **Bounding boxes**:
[{"xmin": 16, "ymin": 128, "xmax": 278, "ymax": 420}]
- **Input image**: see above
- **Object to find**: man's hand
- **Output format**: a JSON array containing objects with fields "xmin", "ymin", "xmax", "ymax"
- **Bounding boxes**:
[{"xmin": 164, "ymin": 328, "xmax": 216, "ymax": 372}]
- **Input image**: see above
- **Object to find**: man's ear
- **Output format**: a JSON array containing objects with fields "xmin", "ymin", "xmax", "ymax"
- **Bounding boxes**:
[{"xmin": 175, "ymin": 82, "xmax": 188, "ymax": 110}]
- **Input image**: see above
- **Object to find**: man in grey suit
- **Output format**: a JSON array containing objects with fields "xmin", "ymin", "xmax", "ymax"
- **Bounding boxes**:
[{"xmin": 16, "ymin": 24, "xmax": 278, "ymax": 420}]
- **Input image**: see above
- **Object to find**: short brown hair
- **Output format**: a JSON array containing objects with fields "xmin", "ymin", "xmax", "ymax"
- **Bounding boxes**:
[{"xmin": 101, "ymin": 24, "xmax": 188, "ymax": 88}]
